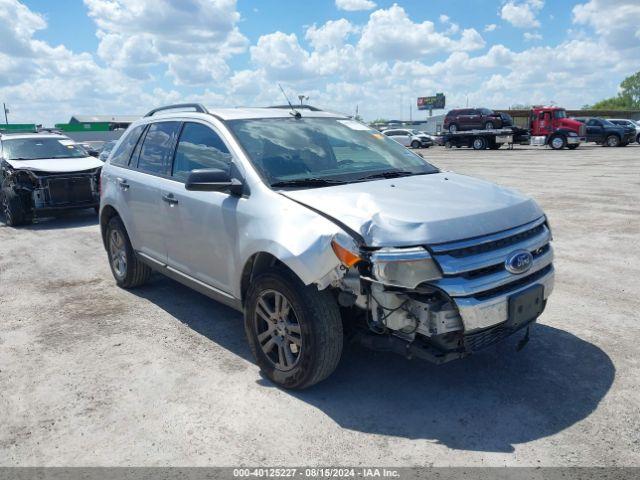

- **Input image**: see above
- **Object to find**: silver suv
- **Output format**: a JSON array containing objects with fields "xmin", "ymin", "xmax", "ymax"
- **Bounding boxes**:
[{"xmin": 100, "ymin": 103, "xmax": 554, "ymax": 389}]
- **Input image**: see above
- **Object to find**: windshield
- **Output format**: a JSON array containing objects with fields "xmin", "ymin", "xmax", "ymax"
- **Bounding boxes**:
[
  {"xmin": 227, "ymin": 117, "xmax": 439, "ymax": 187},
  {"xmin": 2, "ymin": 138, "xmax": 88, "ymax": 160},
  {"xmin": 553, "ymin": 110, "xmax": 568, "ymax": 119}
]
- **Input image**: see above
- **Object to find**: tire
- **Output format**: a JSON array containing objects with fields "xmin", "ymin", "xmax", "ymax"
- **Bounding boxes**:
[
  {"xmin": 105, "ymin": 216, "xmax": 151, "ymax": 288},
  {"xmin": 244, "ymin": 267, "xmax": 343, "ymax": 389},
  {"xmin": 484, "ymin": 121, "xmax": 495, "ymax": 130},
  {"xmin": 549, "ymin": 135, "xmax": 566, "ymax": 150},
  {"xmin": 411, "ymin": 140, "xmax": 421, "ymax": 149},
  {"xmin": 472, "ymin": 137, "xmax": 487, "ymax": 150},
  {"xmin": 567, "ymin": 144, "xmax": 579, "ymax": 150},
  {"xmin": 604, "ymin": 134, "xmax": 620, "ymax": 147},
  {"xmin": 448, "ymin": 124, "xmax": 458, "ymax": 133},
  {"xmin": 1, "ymin": 187, "xmax": 32, "ymax": 227},
  {"xmin": 444, "ymin": 140, "xmax": 453, "ymax": 149}
]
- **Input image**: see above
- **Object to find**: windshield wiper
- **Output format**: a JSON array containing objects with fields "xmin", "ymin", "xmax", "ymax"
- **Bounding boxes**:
[
  {"xmin": 354, "ymin": 170, "xmax": 417, "ymax": 181},
  {"xmin": 271, "ymin": 177, "xmax": 346, "ymax": 188}
]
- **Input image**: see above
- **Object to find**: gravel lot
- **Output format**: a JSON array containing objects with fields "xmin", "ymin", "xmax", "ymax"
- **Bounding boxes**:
[{"xmin": 1, "ymin": 143, "xmax": 639, "ymax": 466}]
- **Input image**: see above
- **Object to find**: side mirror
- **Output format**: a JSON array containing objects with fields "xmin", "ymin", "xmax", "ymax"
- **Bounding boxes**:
[{"xmin": 185, "ymin": 168, "xmax": 243, "ymax": 195}]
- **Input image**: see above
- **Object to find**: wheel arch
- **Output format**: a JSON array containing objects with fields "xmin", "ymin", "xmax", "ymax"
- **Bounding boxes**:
[
  {"xmin": 240, "ymin": 252, "xmax": 299, "ymax": 306},
  {"xmin": 100, "ymin": 204, "xmax": 121, "ymax": 250}
]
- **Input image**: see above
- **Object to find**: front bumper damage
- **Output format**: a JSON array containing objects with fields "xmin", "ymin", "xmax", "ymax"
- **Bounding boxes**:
[
  {"xmin": 3, "ymin": 167, "xmax": 100, "ymax": 215},
  {"xmin": 334, "ymin": 216, "xmax": 554, "ymax": 363}
]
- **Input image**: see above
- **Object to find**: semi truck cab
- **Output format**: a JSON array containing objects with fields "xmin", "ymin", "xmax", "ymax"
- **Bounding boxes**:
[{"xmin": 529, "ymin": 106, "xmax": 586, "ymax": 150}]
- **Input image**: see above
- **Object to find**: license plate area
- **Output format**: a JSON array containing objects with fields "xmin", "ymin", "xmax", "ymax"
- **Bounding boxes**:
[{"xmin": 507, "ymin": 285, "xmax": 544, "ymax": 330}]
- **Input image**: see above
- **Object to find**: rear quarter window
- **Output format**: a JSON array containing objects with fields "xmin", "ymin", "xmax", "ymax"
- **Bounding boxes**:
[{"xmin": 109, "ymin": 124, "xmax": 146, "ymax": 166}]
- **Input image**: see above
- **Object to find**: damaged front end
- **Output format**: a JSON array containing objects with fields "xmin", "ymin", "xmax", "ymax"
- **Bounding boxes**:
[
  {"xmin": 327, "ymin": 216, "xmax": 555, "ymax": 363},
  {"xmin": 1, "ymin": 160, "xmax": 101, "ymax": 217}
]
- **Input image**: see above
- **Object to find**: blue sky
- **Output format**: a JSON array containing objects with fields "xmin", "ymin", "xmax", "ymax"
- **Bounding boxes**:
[{"xmin": 2, "ymin": 0, "xmax": 639, "ymax": 125}]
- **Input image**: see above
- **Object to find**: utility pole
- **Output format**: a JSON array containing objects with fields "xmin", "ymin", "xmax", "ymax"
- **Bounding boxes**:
[{"xmin": 3, "ymin": 103, "xmax": 8, "ymax": 125}]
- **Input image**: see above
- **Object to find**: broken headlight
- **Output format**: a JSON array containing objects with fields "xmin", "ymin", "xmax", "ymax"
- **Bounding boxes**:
[{"xmin": 370, "ymin": 247, "xmax": 442, "ymax": 289}]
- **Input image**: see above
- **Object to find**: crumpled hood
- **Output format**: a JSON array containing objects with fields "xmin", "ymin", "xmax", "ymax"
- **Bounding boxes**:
[
  {"xmin": 281, "ymin": 172, "xmax": 544, "ymax": 247},
  {"xmin": 5, "ymin": 156, "xmax": 103, "ymax": 173}
]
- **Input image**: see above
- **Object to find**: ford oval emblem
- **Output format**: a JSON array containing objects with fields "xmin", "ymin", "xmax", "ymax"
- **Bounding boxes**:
[{"xmin": 505, "ymin": 249, "xmax": 533, "ymax": 274}]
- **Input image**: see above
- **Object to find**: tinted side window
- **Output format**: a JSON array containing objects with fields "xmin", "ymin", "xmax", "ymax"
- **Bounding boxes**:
[
  {"xmin": 587, "ymin": 119, "xmax": 599, "ymax": 126},
  {"xmin": 110, "ymin": 124, "xmax": 146, "ymax": 166},
  {"xmin": 172, "ymin": 122, "xmax": 232, "ymax": 181},
  {"xmin": 137, "ymin": 122, "xmax": 181, "ymax": 175}
]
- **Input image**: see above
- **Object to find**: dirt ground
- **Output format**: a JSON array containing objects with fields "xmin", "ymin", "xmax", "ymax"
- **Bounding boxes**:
[{"xmin": 1, "ymin": 143, "xmax": 639, "ymax": 466}]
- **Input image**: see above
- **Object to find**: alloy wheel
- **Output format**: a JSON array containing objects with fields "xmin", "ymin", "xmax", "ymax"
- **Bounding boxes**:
[
  {"xmin": 109, "ymin": 229, "xmax": 127, "ymax": 278},
  {"xmin": 254, "ymin": 289, "xmax": 302, "ymax": 371}
]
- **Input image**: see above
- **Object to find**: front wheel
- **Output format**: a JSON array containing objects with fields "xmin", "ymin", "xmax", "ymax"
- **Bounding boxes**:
[
  {"xmin": 244, "ymin": 268, "xmax": 343, "ymax": 389},
  {"xmin": 106, "ymin": 216, "xmax": 151, "ymax": 288},
  {"xmin": 605, "ymin": 135, "xmax": 620, "ymax": 147},
  {"xmin": 1, "ymin": 188, "xmax": 32, "ymax": 227},
  {"xmin": 549, "ymin": 135, "xmax": 566, "ymax": 150},
  {"xmin": 411, "ymin": 140, "xmax": 421, "ymax": 149}
]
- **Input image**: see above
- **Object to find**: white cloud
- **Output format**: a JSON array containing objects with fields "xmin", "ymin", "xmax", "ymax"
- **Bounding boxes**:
[
  {"xmin": 573, "ymin": 0, "xmax": 640, "ymax": 51},
  {"xmin": 305, "ymin": 19, "xmax": 358, "ymax": 51},
  {"xmin": 3, "ymin": 0, "xmax": 640, "ymax": 126},
  {"xmin": 358, "ymin": 4, "xmax": 485, "ymax": 60},
  {"xmin": 500, "ymin": 0, "xmax": 544, "ymax": 28},
  {"xmin": 335, "ymin": 0, "xmax": 376, "ymax": 12},
  {"xmin": 523, "ymin": 31, "xmax": 542, "ymax": 41},
  {"xmin": 484, "ymin": 24, "xmax": 497, "ymax": 32},
  {"xmin": 83, "ymin": 0, "xmax": 248, "ymax": 85}
]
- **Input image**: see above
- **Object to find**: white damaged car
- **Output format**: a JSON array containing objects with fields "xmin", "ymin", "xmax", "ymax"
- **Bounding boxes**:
[
  {"xmin": 100, "ymin": 104, "xmax": 554, "ymax": 389},
  {"xmin": 0, "ymin": 132, "xmax": 103, "ymax": 226}
]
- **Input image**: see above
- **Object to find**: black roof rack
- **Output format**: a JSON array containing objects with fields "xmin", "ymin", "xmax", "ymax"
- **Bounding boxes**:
[
  {"xmin": 268, "ymin": 104, "xmax": 323, "ymax": 112},
  {"xmin": 144, "ymin": 103, "xmax": 209, "ymax": 117}
]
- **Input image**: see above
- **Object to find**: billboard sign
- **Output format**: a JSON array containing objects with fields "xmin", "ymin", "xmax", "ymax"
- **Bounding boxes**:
[{"xmin": 417, "ymin": 93, "xmax": 446, "ymax": 110}]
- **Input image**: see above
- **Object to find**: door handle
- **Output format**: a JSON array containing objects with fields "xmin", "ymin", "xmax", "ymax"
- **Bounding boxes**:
[
  {"xmin": 162, "ymin": 193, "xmax": 179, "ymax": 205},
  {"xmin": 117, "ymin": 178, "xmax": 130, "ymax": 190}
]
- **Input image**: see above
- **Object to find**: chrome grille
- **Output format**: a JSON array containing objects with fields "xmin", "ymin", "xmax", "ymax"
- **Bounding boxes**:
[{"xmin": 429, "ymin": 217, "xmax": 553, "ymax": 300}]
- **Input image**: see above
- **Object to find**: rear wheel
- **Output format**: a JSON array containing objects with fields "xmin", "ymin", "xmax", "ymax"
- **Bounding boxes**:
[
  {"xmin": 472, "ymin": 137, "xmax": 487, "ymax": 150},
  {"xmin": 106, "ymin": 216, "xmax": 151, "ymax": 288},
  {"xmin": 549, "ymin": 135, "xmax": 566, "ymax": 150},
  {"xmin": 1, "ymin": 187, "xmax": 32, "ymax": 227},
  {"xmin": 411, "ymin": 140, "xmax": 421, "ymax": 149},
  {"xmin": 605, "ymin": 134, "xmax": 620, "ymax": 147},
  {"xmin": 448, "ymin": 124, "xmax": 458, "ymax": 133},
  {"xmin": 244, "ymin": 268, "xmax": 343, "ymax": 389}
]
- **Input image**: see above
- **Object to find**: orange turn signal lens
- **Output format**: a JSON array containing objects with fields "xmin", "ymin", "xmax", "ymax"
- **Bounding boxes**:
[{"xmin": 331, "ymin": 239, "xmax": 362, "ymax": 268}]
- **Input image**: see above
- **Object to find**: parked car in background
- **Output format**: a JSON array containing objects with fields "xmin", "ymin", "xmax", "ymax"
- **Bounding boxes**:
[
  {"xmin": 573, "ymin": 117, "xmax": 635, "ymax": 147},
  {"xmin": 383, "ymin": 129, "xmax": 433, "ymax": 148},
  {"xmin": 100, "ymin": 103, "xmax": 554, "ymax": 389},
  {"xmin": 607, "ymin": 119, "xmax": 640, "ymax": 144},
  {"xmin": 443, "ymin": 108, "xmax": 504, "ymax": 133},
  {"xmin": 78, "ymin": 141, "xmax": 105, "ymax": 157},
  {"xmin": 99, "ymin": 140, "xmax": 118, "ymax": 162},
  {"xmin": 1, "ymin": 132, "xmax": 102, "ymax": 226}
]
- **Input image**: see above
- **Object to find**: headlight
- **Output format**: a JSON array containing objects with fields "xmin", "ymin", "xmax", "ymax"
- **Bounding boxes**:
[{"xmin": 371, "ymin": 247, "xmax": 442, "ymax": 289}]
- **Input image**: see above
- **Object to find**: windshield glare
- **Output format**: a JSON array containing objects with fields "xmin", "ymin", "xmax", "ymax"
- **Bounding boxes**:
[
  {"xmin": 554, "ymin": 110, "xmax": 568, "ymax": 119},
  {"xmin": 228, "ymin": 118, "xmax": 439, "ymax": 186},
  {"xmin": 2, "ymin": 138, "xmax": 88, "ymax": 160}
]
